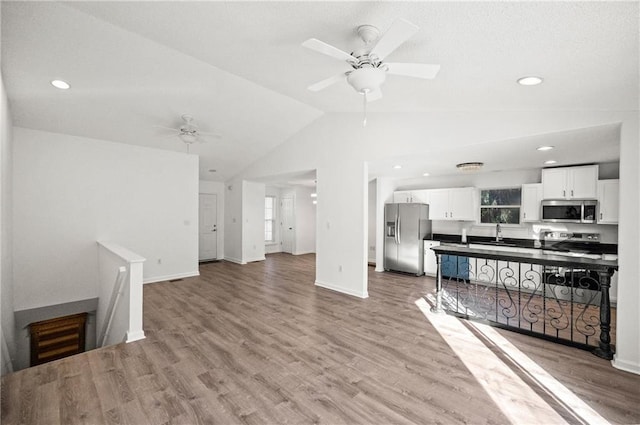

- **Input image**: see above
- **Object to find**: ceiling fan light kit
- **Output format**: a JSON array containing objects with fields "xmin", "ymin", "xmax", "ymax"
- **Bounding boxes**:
[
  {"xmin": 303, "ymin": 18, "xmax": 441, "ymax": 124},
  {"xmin": 347, "ymin": 67, "xmax": 387, "ymax": 94}
]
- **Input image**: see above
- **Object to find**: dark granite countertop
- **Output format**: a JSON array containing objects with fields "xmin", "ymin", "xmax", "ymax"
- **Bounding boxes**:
[
  {"xmin": 431, "ymin": 245, "xmax": 618, "ymax": 270},
  {"xmin": 427, "ymin": 233, "xmax": 618, "ymax": 255}
]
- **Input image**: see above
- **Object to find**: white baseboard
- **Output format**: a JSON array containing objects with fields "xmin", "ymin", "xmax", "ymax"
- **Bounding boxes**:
[
  {"xmin": 125, "ymin": 330, "xmax": 146, "ymax": 343},
  {"xmin": 374, "ymin": 267, "xmax": 385, "ymax": 272},
  {"xmin": 244, "ymin": 256, "xmax": 266, "ymax": 263},
  {"xmin": 143, "ymin": 271, "xmax": 199, "ymax": 284},
  {"xmin": 293, "ymin": 250, "xmax": 315, "ymax": 255},
  {"xmin": 612, "ymin": 355, "xmax": 640, "ymax": 375},
  {"xmin": 224, "ymin": 257, "xmax": 245, "ymax": 264},
  {"xmin": 315, "ymin": 280, "xmax": 368, "ymax": 299}
]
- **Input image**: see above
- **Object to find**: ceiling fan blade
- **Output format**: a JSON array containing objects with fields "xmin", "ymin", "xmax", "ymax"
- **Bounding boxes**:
[
  {"xmin": 308, "ymin": 73, "xmax": 346, "ymax": 92},
  {"xmin": 302, "ymin": 38, "xmax": 357, "ymax": 62},
  {"xmin": 369, "ymin": 19, "xmax": 419, "ymax": 61},
  {"xmin": 366, "ymin": 89, "xmax": 383, "ymax": 102},
  {"xmin": 198, "ymin": 130, "xmax": 222, "ymax": 139},
  {"xmin": 386, "ymin": 63, "xmax": 441, "ymax": 79},
  {"xmin": 153, "ymin": 125, "xmax": 179, "ymax": 133}
]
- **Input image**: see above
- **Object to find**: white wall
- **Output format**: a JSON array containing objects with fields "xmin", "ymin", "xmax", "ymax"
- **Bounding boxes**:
[
  {"xmin": 200, "ymin": 180, "xmax": 225, "ymax": 260},
  {"xmin": 0, "ymin": 73, "xmax": 15, "ymax": 375},
  {"xmin": 613, "ymin": 118, "xmax": 640, "ymax": 374},
  {"xmin": 241, "ymin": 181, "xmax": 266, "ymax": 263},
  {"xmin": 12, "ymin": 127, "xmax": 199, "ymax": 310},
  {"xmin": 293, "ymin": 186, "xmax": 316, "ymax": 255}
]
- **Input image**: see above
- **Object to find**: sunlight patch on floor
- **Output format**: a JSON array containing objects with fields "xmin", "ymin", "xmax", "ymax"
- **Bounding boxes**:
[{"xmin": 416, "ymin": 296, "xmax": 611, "ymax": 425}]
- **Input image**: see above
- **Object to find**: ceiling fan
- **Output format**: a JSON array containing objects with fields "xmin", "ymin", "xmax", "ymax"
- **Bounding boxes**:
[
  {"xmin": 302, "ymin": 18, "xmax": 441, "ymax": 103},
  {"xmin": 156, "ymin": 114, "xmax": 221, "ymax": 151}
]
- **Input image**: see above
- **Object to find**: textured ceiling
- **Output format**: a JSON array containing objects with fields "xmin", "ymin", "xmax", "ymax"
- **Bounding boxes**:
[{"xmin": 2, "ymin": 1, "xmax": 637, "ymax": 182}]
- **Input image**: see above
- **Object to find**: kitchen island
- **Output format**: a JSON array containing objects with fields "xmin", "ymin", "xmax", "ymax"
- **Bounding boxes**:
[{"xmin": 431, "ymin": 244, "xmax": 617, "ymax": 359}]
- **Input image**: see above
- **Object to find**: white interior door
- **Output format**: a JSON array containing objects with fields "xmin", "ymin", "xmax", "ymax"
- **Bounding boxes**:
[
  {"xmin": 199, "ymin": 194, "xmax": 217, "ymax": 261},
  {"xmin": 281, "ymin": 196, "xmax": 294, "ymax": 254}
]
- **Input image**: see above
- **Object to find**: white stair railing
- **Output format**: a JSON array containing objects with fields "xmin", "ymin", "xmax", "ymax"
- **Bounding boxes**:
[
  {"xmin": 97, "ymin": 241, "xmax": 146, "ymax": 347},
  {"xmin": 99, "ymin": 266, "xmax": 127, "ymax": 347}
]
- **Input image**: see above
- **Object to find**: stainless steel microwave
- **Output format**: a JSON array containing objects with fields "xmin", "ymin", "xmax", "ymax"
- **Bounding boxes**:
[{"xmin": 541, "ymin": 199, "xmax": 598, "ymax": 224}]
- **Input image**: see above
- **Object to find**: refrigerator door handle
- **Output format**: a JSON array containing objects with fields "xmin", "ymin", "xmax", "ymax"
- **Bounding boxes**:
[{"xmin": 397, "ymin": 216, "xmax": 401, "ymax": 244}]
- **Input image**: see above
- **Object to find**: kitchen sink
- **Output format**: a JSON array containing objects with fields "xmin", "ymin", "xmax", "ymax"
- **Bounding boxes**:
[{"xmin": 476, "ymin": 241, "xmax": 519, "ymax": 247}]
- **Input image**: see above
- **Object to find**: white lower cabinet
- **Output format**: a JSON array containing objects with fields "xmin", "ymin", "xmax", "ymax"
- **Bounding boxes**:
[{"xmin": 423, "ymin": 240, "xmax": 440, "ymax": 276}]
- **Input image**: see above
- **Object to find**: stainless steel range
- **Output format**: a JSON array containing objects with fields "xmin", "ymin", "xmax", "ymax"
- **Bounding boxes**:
[{"xmin": 542, "ymin": 231, "xmax": 604, "ymax": 294}]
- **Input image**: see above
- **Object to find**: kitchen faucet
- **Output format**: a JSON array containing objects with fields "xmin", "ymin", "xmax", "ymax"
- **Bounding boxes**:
[{"xmin": 496, "ymin": 223, "xmax": 502, "ymax": 242}]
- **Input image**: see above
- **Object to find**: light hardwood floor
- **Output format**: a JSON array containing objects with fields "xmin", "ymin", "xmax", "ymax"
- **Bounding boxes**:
[{"xmin": 2, "ymin": 253, "xmax": 639, "ymax": 424}]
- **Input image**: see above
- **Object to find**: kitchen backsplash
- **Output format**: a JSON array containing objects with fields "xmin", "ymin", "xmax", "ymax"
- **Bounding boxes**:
[{"xmin": 432, "ymin": 220, "xmax": 618, "ymax": 244}]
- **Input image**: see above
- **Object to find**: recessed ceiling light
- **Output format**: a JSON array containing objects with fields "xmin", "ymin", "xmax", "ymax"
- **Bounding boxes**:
[
  {"xmin": 312, "ymin": 200, "xmax": 317, "ymax": 205},
  {"xmin": 544, "ymin": 160, "xmax": 557, "ymax": 165},
  {"xmin": 310, "ymin": 193, "xmax": 317, "ymax": 198},
  {"xmin": 517, "ymin": 76, "xmax": 543, "ymax": 86},
  {"xmin": 393, "ymin": 165, "xmax": 402, "ymax": 169},
  {"xmin": 537, "ymin": 146, "xmax": 554, "ymax": 151},
  {"xmin": 50, "ymin": 79, "xmax": 70, "ymax": 90},
  {"xmin": 422, "ymin": 172, "xmax": 430, "ymax": 177}
]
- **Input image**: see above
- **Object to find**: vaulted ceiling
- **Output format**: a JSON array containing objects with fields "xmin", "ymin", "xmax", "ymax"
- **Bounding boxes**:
[{"xmin": 2, "ymin": 2, "xmax": 637, "ymax": 182}]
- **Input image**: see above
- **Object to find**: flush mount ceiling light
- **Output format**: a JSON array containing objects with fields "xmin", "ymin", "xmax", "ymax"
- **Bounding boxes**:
[
  {"xmin": 50, "ymin": 79, "xmax": 70, "ymax": 90},
  {"xmin": 517, "ymin": 76, "xmax": 543, "ymax": 86},
  {"xmin": 456, "ymin": 162, "xmax": 484, "ymax": 171},
  {"xmin": 537, "ymin": 146, "xmax": 554, "ymax": 151},
  {"xmin": 544, "ymin": 160, "xmax": 558, "ymax": 165}
]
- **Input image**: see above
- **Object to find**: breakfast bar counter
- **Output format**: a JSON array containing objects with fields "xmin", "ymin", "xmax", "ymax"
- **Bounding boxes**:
[{"xmin": 430, "ymin": 245, "xmax": 617, "ymax": 360}]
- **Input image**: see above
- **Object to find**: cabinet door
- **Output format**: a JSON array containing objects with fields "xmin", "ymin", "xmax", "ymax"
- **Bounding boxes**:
[
  {"xmin": 569, "ymin": 165, "xmax": 598, "ymax": 199},
  {"xmin": 411, "ymin": 189, "xmax": 430, "ymax": 204},
  {"xmin": 423, "ymin": 240, "xmax": 440, "ymax": 276},
  {"xmin": 393, "ymin": 191, "xmax": 412, "ymax": 203},
  {"xmin": 449, "ymin": 187, "xmax": 476, "ymax": 221},
  {"xmin": 598, "ymin": 179, "xmax": 619, "ymax": 224},
  {"xmin": 521, "ymin": 183, "xmax": 542, "ymax": 222},
  {"xmin": 542, "ymin": 168, "xmax": 568, "ymax": 199},
  {"xmin": 428, "ymin": 190, "xmax": 449, "ymax": 219}
]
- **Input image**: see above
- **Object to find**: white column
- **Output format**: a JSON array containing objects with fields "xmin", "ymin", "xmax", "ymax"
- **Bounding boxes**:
[{"xmin": 612, "ymin": 118, "xmax": 640, "ymax": 374}]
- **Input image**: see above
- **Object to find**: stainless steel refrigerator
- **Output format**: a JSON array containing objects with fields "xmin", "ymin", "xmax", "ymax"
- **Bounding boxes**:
[{"xmin": 384, "ymin": 203, "xmax": 432, "ymax": 275}]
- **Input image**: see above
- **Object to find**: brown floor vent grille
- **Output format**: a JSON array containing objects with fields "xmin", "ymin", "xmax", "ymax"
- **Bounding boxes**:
[{"xmin": 29, "ymin": 312, "xmax": 87, "ymax": 366}]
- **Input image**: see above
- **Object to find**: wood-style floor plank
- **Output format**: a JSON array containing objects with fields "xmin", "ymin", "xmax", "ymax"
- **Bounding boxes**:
[{"xmin": 2, "ymin": 253, "xmax": 639, "ymax": 424}]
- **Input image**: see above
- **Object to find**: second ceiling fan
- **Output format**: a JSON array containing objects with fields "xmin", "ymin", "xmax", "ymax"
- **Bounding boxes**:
[{"xmin": 303, "ymin": 18, "xmax": 441, "ymax": 102}]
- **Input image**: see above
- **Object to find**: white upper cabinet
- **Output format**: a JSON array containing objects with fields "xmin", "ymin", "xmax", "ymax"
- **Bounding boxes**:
[
  {"xmin": 393, "ymin": 190, "xmax": 413, "ymax": 203},
  {"xmin": 597, "ymin": 179, "xmax": 619, "ymax": 224},
  {"xmin": 392, "ymin": 190, "xmax": 429, "ymax": 204},
  {"xmin": 427, "ymin": 189, "xmax": 449, "ymax": 219},
  {"xmin": 426, "ymin": 187, "xmax": 477, "ymax": 221},
  {"xmin": 542, "ymin": 165, "xmax": 598, "ymax": 200},
  {"xmin": 521, "ymin": 183, "xmax": 542, "ymax": 222}
]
